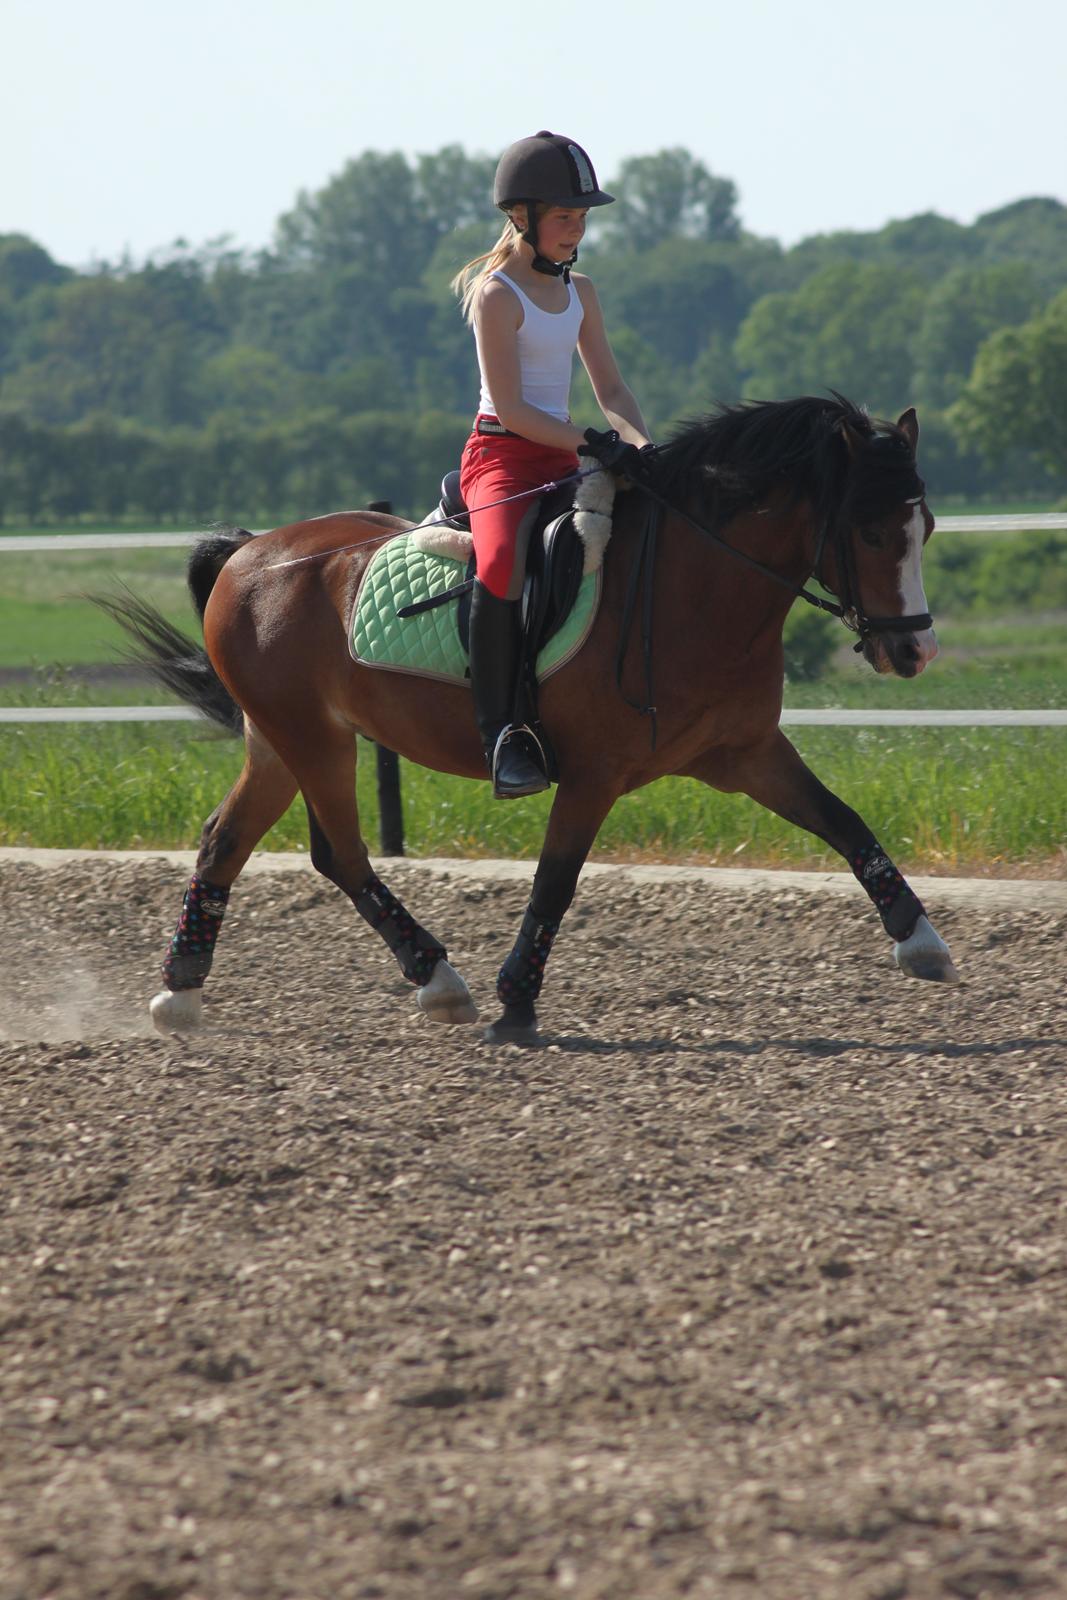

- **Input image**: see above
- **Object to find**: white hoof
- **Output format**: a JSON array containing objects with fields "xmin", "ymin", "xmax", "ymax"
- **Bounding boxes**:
[
  {"xmin": 416, "ymin": 960, "xmax": 479, "ymax": 1025},
  {"xmin": 149, "ymin": 987, "xmax": 205, "ymax": 1034},
  {"xmin": 893, "ymin": 914, "xmax": 961, "ymax": 984}
]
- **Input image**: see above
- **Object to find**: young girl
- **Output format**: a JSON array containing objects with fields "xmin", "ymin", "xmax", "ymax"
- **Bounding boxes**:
[{"xmin": 451, "ymin": 130, "xmax": 653, "ymax": 799}]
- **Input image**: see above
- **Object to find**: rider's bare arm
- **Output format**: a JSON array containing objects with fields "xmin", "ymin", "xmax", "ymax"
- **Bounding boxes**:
[{"xmin": 575, "ymin": 277, "xmax": 651, "ymax": 448}]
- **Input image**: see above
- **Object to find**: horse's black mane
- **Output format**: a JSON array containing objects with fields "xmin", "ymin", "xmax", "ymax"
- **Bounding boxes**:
[{"xmin": 652, "ymin": 394, "xmax": 922, "ymax": 527}]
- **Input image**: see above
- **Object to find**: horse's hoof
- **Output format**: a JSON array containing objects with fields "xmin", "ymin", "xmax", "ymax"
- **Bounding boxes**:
[
  {"xmin": 149, "ymin": 987, "xmax": 204, "ymax": 1033},
  {"xmin": 482, "ymin": 1014, "xmax": 542, "ymax": 1047},
  {"xmin": 416, "ymin": 960, "xmax": 479, "ymax": 1025},
  {"xmin": 893, "ymin": 915, "xmax": 962, "ymax": 985},
  {"xmin": 898, "ymin": 952, "xmax": 962, "ymax": 983}
]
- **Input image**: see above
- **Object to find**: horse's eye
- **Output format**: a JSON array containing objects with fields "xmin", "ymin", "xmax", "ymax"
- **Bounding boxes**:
[{"xmin": 860, "ymin": 525, "xmax": 886, "ymax": 549}]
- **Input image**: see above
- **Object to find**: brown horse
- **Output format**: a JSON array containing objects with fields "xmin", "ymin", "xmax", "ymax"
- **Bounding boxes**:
[{"xmin": 107, "ymin": 394, "xmax": 959, "ymax": 1045}]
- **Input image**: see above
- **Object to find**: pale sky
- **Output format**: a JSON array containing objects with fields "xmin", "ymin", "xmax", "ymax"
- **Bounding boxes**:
[{"xmin": 7, "ymin": 0, "xmax": 1066, "ymax": 269}]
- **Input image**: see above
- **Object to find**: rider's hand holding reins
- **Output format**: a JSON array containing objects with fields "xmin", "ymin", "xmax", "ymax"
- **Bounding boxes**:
[{"xmin": 579, "ymin": 428, "xmax": 657, "ymax": 480}]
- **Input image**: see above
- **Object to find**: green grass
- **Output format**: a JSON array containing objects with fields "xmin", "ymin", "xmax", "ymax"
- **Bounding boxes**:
[
  {"xmin": 0, "ymin": 723, "xmax": 1062, "ymax": 874},
  {"xmin": 0, "ymin": 550, "xmax": 192, "ymax": 669},
  {"xmin": 784, "ymin": 618, "xmax": 1067, "ymax": 711},
  {"xmin": 0, "ymin": 521, "xmax": 185, "ymax": 538}
]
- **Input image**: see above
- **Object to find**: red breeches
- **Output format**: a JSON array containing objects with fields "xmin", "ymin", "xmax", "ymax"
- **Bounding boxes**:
[{"xmin": 459, "ymin": 424, "xmax": 579, "ymax": 600}]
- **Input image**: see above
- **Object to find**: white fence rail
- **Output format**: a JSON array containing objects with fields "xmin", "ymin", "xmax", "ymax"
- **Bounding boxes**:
[
  {"xmin": 1, "ymin": 514, "xmax": 1066, "ymax": 554},
  {"xmin": 2, "ymin": 706, "xmax": 1065, "ymax": 727}
]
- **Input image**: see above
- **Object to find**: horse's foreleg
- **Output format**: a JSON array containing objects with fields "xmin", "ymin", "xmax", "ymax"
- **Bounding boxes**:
[
  {"xmin": 485, "ymin": 780, "xmax": 617, "ymax": 1045},
  {"xmin": 285, "ymin": 728, "xmax": 477, "ymax": 1026},
  {"xmin": 691, "ymin": 732, "xmax": 960, "ymax": 983},
  {"xmin": 151, "ymin": 722, "xmax": 299, "ymax": 1034}
]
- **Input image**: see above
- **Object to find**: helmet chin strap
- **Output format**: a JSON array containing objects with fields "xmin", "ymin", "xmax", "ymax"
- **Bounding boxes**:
[{"xmin": 519, "ymin": 208, "xmax": 577, "ymax": 280}]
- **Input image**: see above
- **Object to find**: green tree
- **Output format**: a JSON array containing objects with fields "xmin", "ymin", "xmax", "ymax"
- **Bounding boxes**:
[
  {"xmin": 412, "ymin": 146, "xmax": 498, "ymax": 241},
  {"xmin": 682, "ymin": 331, "xmax": 743, "ymax": 413},
  {"xmin": 735, "ymin": 262, "xmax": 927, "ymax": 412},
  {"xmin": 913, "ymin": 264, "xmax": 1042, "ymax": 409},
  {"xmin": 236, "ymin": 263, "xmax": 381, "ymax": 373},
  {"xmin": 0, "ymin": 266, "xmax": 219, "ymax": 426},
  {"xmin": 275, "ymin": 152, "xmax": 423, "ymax": 278},
  {"xmin": 0, "ymin": 234, "xmax": 70, "ymax": 300},
  {"xmin": 784, "ymin": 212, "xmax": 973, "ymax": 288},
  {"xmin": 949, "ymin": 288, "xmax": 1067, "ymax": 479},
  {"xmin": 3, "ymin": 156, "xmax": 1067, "ymax": 520},
  {"xmin": 0, "ymin": 411, "xmax": 52, "ymax": 522},
  {"xmin": 589, "ymin": 238, "xmax": 766, "ymax": 370},
  {"xmin": 972, "ymin": 198, "xmax": 1067, "ymax": 292},
  {"xmin": 0, "ymin": 237, "xmax": 71, "ymax": 381},
  {"xmin": 272, "ymin": 145, "xmax": 497, "ymax": 286},
  {"xmin": 782, "ymin": 603, "xmax": 838, "ymax": 681},
  {"xmin": 569, "ymin": 326, "xmax": 679, "ymax": 436},
  {"xmin": 201, "ymin": 345, "xmax": 309, "ymax": 424},
  {"xmin": 0, "ymin": 275, "xmax": 154, "ymax": 422},
  {"xmin": 597, "ymin": 149, "xmax": 740, "ymax": 250}
]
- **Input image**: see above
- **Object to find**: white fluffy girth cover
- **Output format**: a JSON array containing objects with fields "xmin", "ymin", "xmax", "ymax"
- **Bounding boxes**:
[{"xmin": 411, "ymin": 469, "xmax": 617, "ymax": 576}]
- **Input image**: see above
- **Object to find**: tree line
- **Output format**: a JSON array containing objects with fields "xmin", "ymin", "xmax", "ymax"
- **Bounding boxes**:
[{"xmin": 1, "ymin": 146, "xmax": 1065, "ymax": 524}]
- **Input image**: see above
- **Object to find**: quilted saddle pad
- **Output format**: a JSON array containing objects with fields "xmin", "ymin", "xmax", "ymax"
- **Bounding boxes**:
[{"xmin": 350, "ymin": 532, "xmax": 600, "ymax": 687}]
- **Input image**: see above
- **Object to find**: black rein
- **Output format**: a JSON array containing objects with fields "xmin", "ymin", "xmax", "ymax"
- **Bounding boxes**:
[{"xmin": 629, "ymin": 475, "xmax": 932, "ymax": 651}]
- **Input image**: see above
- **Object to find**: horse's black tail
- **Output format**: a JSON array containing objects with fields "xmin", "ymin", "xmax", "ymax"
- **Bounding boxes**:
[
  {"xmin": 89, "ymin": 528, "xmax": 255, "ymax": 738},
  {"xmin": 187, "ymin": 526, "xmax": 255, "ymax": 623}
]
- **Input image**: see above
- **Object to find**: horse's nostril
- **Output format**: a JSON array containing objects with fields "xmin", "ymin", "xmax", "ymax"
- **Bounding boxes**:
[{"xmin": 888, "ymin": 634, "xmax": 923, "ymax": 677}]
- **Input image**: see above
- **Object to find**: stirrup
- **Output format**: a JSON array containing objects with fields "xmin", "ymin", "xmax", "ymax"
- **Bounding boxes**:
[{"xmin": 490, "ymin": 724, "xmax": 550, "ymax": 800}]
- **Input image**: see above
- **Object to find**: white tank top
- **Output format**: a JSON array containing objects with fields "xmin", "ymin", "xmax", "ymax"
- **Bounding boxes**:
[{"xmin": 476, "ymin": 270, "xmax": 584, "ymax": 424}]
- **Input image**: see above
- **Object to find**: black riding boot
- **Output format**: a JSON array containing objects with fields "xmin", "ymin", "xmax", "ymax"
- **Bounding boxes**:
[{"xmin": 468, "ymin": 580, "xmax": 549, "ymax": 800}]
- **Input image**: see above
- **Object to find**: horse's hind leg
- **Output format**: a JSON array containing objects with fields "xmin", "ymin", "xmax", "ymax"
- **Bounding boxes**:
[
  {"xmin": 274, "ymin": 721, "xmax": 477, "ymax": 1026},
  {"xmin": 687, "ymin": 731, "xmax": 959, "ymax": 983},
  {"xmin": 150, "ymin": 722, "xmax": 298, "ymax": 1034}
]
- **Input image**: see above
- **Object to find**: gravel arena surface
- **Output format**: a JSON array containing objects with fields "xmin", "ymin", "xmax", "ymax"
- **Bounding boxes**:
[{"xmin": 1, "ymin": 854, "xmax": 1066, "ymax": 1600}]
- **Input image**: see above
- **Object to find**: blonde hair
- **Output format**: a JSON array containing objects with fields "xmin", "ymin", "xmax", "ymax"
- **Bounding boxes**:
[{"xmin": 451, "ymin": 209, "xmax": 526, "ymax": 323}]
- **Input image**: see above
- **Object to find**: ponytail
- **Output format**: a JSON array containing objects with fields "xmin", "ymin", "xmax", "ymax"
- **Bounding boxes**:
[{"xmin": 450, "ymin": 213, "xmax": 524, "ymax": 322}]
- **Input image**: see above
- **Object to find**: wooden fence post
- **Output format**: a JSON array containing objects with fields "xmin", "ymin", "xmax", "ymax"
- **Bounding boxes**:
[{"xmin": 375, "ymin": 745, "xmax": 405, "ymax": 857}]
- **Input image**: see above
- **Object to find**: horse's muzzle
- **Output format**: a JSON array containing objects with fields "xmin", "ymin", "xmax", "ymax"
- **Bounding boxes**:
[{"xmin": 864, "ymin": 627, "xmax": 938, "ymax": 678}]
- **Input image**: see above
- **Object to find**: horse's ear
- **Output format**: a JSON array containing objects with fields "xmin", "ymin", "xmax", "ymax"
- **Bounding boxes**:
[{"xmin": 896, "ymin": 407, "xmax": 919, "ymax": 450}]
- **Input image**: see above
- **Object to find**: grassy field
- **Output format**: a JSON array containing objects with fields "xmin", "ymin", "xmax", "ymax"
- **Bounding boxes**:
[
  {"xmin": 0, "ymin": 720, "xmax": 1063, "ymax": 874},
  {"xmin": 0, "ymin": 523, "xmax": 1063, "ymax": 870},
  {"xmin": 0, "ymin": 549, "xmax": 191, "ymax": 670}
]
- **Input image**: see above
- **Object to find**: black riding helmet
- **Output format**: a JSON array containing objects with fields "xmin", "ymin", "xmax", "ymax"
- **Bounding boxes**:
[{"xmin": 493, "ymin": 131, "xmax": 614, "ymax": 278}]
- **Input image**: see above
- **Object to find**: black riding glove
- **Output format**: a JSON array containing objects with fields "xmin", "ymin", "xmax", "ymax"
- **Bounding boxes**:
[{"xmin": 578, "ymin": 428, "xmax": 647, "ymax": 478}]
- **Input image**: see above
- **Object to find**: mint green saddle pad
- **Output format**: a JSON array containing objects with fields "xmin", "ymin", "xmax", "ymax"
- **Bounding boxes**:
[{"xmin": 350, "ymin": 531, "xmax": 600, "ymax": 686}]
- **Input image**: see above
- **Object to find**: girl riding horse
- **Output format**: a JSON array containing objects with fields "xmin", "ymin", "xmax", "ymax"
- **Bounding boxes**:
[
  {"xmin": 104, "ymin": 388, "xmax": 959, "ymax": 1046},
  {"xmin": 452, "ymin": 130, "xmax": 653, "ymax": 798}
]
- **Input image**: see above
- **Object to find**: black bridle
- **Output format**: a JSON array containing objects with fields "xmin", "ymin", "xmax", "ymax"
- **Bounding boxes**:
[
  {"xmin": 813, "ymin": 491, "xmax": 933, "ymax": 649},
  {"xmin": 614, "ymin": 472, "xmax": 934, "ymax": 750},
  {"xmin": 632, "ymin": 475, "xmax": 933, "ymax": 652}
]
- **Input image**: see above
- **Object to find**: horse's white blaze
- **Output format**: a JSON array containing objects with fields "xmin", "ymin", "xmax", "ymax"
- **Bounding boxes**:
[
  {"xmin": 897, "ymin": 504, "xmax": 938, "ymax": 670},
  {"xmin": 149, "ymin": 987, "xmax": 204, "ymax": 1033},
  {"xmin": 416, "ymin": 960, "xmax": 479, "ymax": 1025}
]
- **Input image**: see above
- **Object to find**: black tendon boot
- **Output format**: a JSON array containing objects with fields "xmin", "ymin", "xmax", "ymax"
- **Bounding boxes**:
[{"xmin": 468, "ymin": 579, "xmax": 549, "ymax": 800}]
